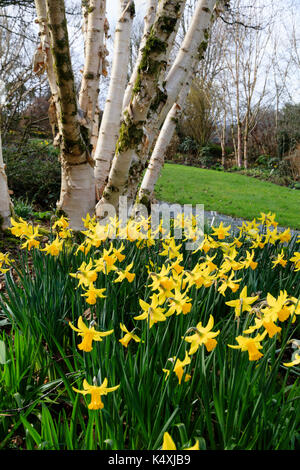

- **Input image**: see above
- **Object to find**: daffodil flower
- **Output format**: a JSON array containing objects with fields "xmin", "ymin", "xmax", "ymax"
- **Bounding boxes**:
[
  {"xmin": 272, "ymin": 250, "xmax": 287, "ymax": 269},
  {"xmin": 73, "ymin": 377, "xmax": 119, "ymax": 410},
  {"xmin": 114, "ymin": 262, "xmax": 135, "ymax": 283},
  {"xmin": 119, "ymin": 323, "xmax": 142, "ymax": 347},
  {"xmin": 162, "ymin": 432, "xmax": 199, "ymax": 450},
  {"xmin": 185, "ymin": 315, "xmax": 220, "ymax": 354},
  {"xmin": 228, "ymin": 331, "xmax": 267, "ymax": 361},
  {"xmin": 41, "ymin": 235, "xmax": 64, "ymax": 256},
  {"xmin": 81, "ymin": 284, "xmax": 106, "ymax": 305},
  {"xmin": 134, "ymin": 295, "xmax": 166, "ymax": 329},
  {"xmin": 69, "ymin": 316, "xmax": 113, "ymax": 352},
  {"xmin": 290, "ymin": 252, "xmax": 300, "ymax": 271},
  {"xmin": 70, "ymin": 260, "xmax": 98, "ymax": 288},
  {"xmin": 225, "ymin": 286, "xmax": 258, "ymax": 317},
  {"xmin": 211, "ymin": 221, "xmax": 231, "ymax": 240},
  {"xmin": 283, "ymin": 353, "xmax": 300, "ymax": 367},
  {"xmin": 163, "ymin": 351, "xmax": 191, "ymax": 384}
]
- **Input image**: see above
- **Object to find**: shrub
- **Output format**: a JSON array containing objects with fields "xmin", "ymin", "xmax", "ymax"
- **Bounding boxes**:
[
  {"xmin": 178, "ymin": 136, "xmax": 199, "ymax": 155},
  {"xmin": 3, "ymin": 139, "xmax": 61, "ymax": 209}
]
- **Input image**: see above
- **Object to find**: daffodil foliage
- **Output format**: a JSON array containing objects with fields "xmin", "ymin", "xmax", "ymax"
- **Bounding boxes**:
[{"xmin": 0, "ymin": 211, "xmax": 299, "ymax": 450}]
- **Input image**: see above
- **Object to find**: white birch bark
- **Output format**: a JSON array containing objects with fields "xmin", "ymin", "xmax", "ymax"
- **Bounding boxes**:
[
  {"xmin": 91, "ymin": 104, "xmax": 100, "ymax": 155},
  {"xmin": 0, "ymin": 130, "xmax": 11, "ymax": 230},
  {"xmin": 137, "ymin": 67, "xmax": 194, "ymax": 207},
  {"xmin": 34, "ymin": 0, "xmax": 63, "ymax": 142},
  {"xmin": 96, "ymin": 0, "xmax": 186, "ymax": 216},
  {"xmin": 45, "ymin": 0, "xmax": 95, "ymax": 230},
  {"xmin": 122, "ymin": 0, "xmax": 157, "ymax": 112},
  {"xmin": 126, "ymin": 0, "xmax": 219, "ymax": 203},
  {"xmin": 94, "ymin": 0, "xmax": 135, "ymax": 200},
  {"xmin": 78, "ymin": 0, "xmax": 107, "ymax": 130}
]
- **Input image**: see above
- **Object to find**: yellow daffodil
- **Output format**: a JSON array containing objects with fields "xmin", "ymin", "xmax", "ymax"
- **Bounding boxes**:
[
  {"xmin": 242, "ymin": 250, "xmax": 258, "ymax": 270},
  {"xmin": 119, "ymin": 323, "xmax": 141, "ymax": 347},
  {"xmin": 225, "ymin": 286, "xmax": 258, "ymax": 317},
  {"xmin": 218, "ymin": 271, "xmax": 242, "ymax": 297},
  {"xmin": 278, "ymin": 228, "xmax": 291, "ymax": 243},
  {"xmin": 20, "ymin": 225, "xmax": 41, "ymax": 250},
  {"xmin": 52, "ymin": 215, "xmax": 69, "ymax": 231},
  {"xmin": 73, "ymin": 377, "xmax": 119, "ymax": 410},
  {"xmin": 283, "ymin": 353, "xmax": 300, "ymax": 367},
  {"xmin": 70, "ymin": 260, "xmax": 98, "ymax": 288},
  {"xmin": 185, "ymin": 315, "xmax": 219, "ymax": 354},
  {"xmin": 162, "ymin": 432, "xmax": 199, "ymax": 450},
  {"xmin": 9, "ymin": 217, "xmax": 32, "ymax": 238},
  {"xmin": 113, "ymin": 243, "xmax": 126, "ymax": 262},
  {"xmin": 228, "ymin": 331, "xmax": 267, "ymax": 361},
  {"xmin": 266, "ymin": 291, "xmax": 291, "ymax": 322},
  {"xmin": 211, "ymin": 222, "xmax": 231, "ymax": 240},
  {"xmin": 134, "ymin": 294, "xmax": 166, "ymax": 329},
  {"xmin": 272, "ymin": 250, "xmax": 287, "ymax": 268},
  {"xmin": 290, "ymin": 252, "xmax": 300, "ymax": 271},
  {"xmin": 114, "ymin": 262, "xmax": 135, "ymax": 283},
  {"xmin": 163, "ymin": 351, "xmax": 191, "ymax": 384},
  {"xmin": 159, "ymin": 238, "xmax": 182, "ymax": 260},
  {"xmin": 244, "ymin": 314, "xmax": 282, "ymax": 338},
  {"xmin": 41, "ymin": 235, "xmax": 64, "ymax": 256},
  {"xmin": 166, "ymin": 289, "xmax": 192, "ymax": 316},
  {"xmin": 94, "ymin": 244, "xmax": 118, "ymax": 274},
  {"xmin": 69, "ymin": 316, "xmax": 113, "ymax": 352},
  {"xmin": 81, "ymin": 284, "xmax": 106, "ymax": 305}
]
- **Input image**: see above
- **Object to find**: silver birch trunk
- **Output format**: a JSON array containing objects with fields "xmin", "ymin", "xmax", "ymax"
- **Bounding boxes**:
[
  {"xmin": 96, "ymin": 0, "xmax": 186, "ymax": 216},
  {"xmin": 122, "ymin": 0, "xmax": 157, "ymax": 111},
  {"xmin": 94, "ymin": 0, "xmax": 135, "ymax": 200},
  {"xmin": 0, "ymin": 130, "xmax": 11, "ymax": 230},
  {"xmin": 78, "ymin": 0, "xmax": 107, "ymax": 131},
  {"xmin": 45, "ymin": 0, "xmax": 95, "ymax": 230},
  {"xmin": 126, "ymin": 0, "xmax": 218, "ymax": 204},
  {"xmin": 137, "ymin": 65, "xmax": 194, "ymax": 208},
  {"xmin": 34, "ymin": 0, "xmax": 63, "ymax": 143}
]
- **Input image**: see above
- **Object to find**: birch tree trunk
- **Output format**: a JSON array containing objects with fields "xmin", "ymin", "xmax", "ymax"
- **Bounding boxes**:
[
  {"xmin": 137, "ymin": 81, "xmax": 191, "ymax": 209},
  {"xmin": 46, "ymin": 0, "xmax": 96, "ymax": 230},
  {"xmin": 0, "ymin": 130, "xmax": 11, "ymax": 230},
  {"xmin": 96, "ymin": 0, "xmax": 186, "ymax": 216},
  {"xmin": 78, "ymin": 0, "xmax": 107, "ymax": 132},
  {"xmin": 122, "ymin": 0, "xmax": 157, "ymax": 112},
  {"xmin": 34, "ymin": 0, "xmax": 63, "ymax": 144},
  {"xmin": 94, "ymin": 0, "xmax": 135, "ymax": 200},
  {"xmin": 126, "ymin": 0, "xmax": 219, "ymax": 204}
]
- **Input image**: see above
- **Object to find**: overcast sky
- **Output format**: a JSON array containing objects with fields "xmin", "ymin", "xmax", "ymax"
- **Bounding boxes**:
[{"xmin": 106, "ymin": 0, "xmax": 147, "ymax": 23}]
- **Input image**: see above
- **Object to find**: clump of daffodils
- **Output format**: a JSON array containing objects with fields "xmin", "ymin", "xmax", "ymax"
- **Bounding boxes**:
[{"xmin": 6, "ymin": 210, "xmax": 300, "ymax": 379}]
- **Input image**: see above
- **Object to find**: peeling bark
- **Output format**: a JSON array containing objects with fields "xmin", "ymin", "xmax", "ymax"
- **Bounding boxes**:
[
  {"xmin": 126, "ymin": 0, "xmax": 219, "ymax": 204},
  {"xmin": 78, "ymin": 0, "xmax": 107, "ymax": 130},
  {"xmin": 45, "ymin": 0, "xmax": 95, "ymax": 229},
  {"xmin": 122, "ymin": 0, "xmax": 157, "ymax": 112},
  {"xmin": 34, "ymin": 0, "xmax": 63, "ymax": 143},
  {"xmin": 137, "ymin": 65, "xmax": 195, "ymax": 209},
  {"xmin": 94, "ymin": 0, "xmax": 135, "ymax": 200},
  {"xmin": 96, "ymin": 0, "xmax": 186, "ymax": 216},
  {"xmin": 0, "ymin": 129, "xmax": 12, "ymax": 230}
]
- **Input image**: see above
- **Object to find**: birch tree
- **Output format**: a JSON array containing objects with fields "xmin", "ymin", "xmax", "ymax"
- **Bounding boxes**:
[
  {"xmin": 123, "ymin": 0, "xmax": 219, "ymax": 206},
  {"xmin": 27, "ymin": 0, "xmax": 228, "ymax": 229},
  {"xmin": 93, "ymin": 0, "xmax": 135, "ymax": 200},
  {"xmin": 0, "ymin": 80, "xmax": 12, "ymax": 230},
  {"xmin": 95, "ymin": 0, "xmax": 187, "ymax": 216}
]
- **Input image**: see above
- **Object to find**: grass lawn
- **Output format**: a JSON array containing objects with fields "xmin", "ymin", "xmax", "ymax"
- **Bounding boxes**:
[{"xmin": 155, "ymin": 164, "xmax": 300, "ymax": 229}]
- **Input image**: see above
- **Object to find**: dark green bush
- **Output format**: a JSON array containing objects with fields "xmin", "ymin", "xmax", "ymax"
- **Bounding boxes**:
[
  {"xmin": 3, "ymin": 139, "xmax": 61, "ymax": 209},
  {"xmin": 178, "ymin": 136, "xmax": 199, "ymax": 155}
]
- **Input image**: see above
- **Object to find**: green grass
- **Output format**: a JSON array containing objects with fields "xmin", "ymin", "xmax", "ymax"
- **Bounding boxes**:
[{"xmin": 155, "ymin": 164, "xmax": 300, "ymax": 229}]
